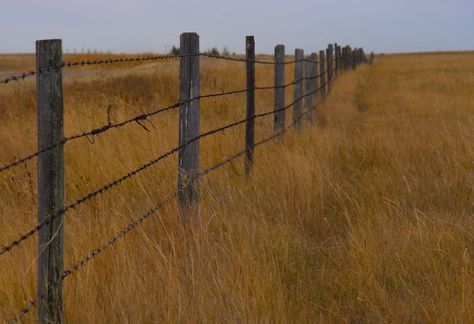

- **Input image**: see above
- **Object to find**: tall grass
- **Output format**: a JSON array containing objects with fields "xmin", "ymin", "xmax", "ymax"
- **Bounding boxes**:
[{"xmin": 0, "ymin": 52, "xmax": 473, "ymax": 323}]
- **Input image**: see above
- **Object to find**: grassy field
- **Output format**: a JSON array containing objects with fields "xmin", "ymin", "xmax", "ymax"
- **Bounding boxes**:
[{"xmin": 0, "ymin": 51, "xmax": 473, "ymax": 323}]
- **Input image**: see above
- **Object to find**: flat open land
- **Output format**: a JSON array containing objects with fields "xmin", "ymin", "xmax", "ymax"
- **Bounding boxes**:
[{"xmin": 1, "ymin": 51, "xmax": 473, "ymax": 322}]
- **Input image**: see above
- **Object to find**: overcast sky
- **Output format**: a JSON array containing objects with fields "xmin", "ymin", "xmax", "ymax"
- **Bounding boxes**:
[{"xmin": 2, "ymin": 0, "xmax": 473, "ymax": 54}]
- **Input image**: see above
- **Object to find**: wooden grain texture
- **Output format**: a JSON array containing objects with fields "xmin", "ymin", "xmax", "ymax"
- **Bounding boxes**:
[
  {"xmin": 245, "ymin": 36, "xmax": 255, "ymax": 174},
  {"xmin": 274, "ymin": 45, "xmax": 285, "ymax": 135},
  {"xmin": 178, "ymin": 33, "xmax": 200, "ymax": 210},
  {"xmin": 36, "ymin": 39, "xmax": 64, "ymax": 324},
  {"xmin": 293, "ymin": 49, "xmax": 304, "ymax": 130}
]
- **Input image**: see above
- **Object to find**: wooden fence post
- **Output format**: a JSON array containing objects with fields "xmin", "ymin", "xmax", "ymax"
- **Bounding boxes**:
[
  {"xmin": 370, "ymin": 51, "xmax": 375, "ymax": 65},
  {"xmin": 345, "ymin": 46, "xmax": 350, "ymax": 70},
  {"xmin": 293, "ymin": 49, "xmax": 304, "ymax": 129},
  {"xmin": 312, "ymin": 53, "xmax": 320, "ymax": 103},
  {"xmin": 178, "ymin": 32, "xmax": 200, "ymax": 210},
  {"xmin": 37, "ymin": 39, "xmax": 64, "ymax": 324},
  {"xmin": 326, "ymin": 45, "xmax": 332, "ymax": 88},
  {"xmin": 319, "ymin": 50, "xmax": 326, "ymax": 99},
  {"xmin": 304, "ymin": 53, "xmax": 317, "ymax": 121},
  {"xmin": 343, "ymin": 46, "xmax": 347, "ymax": 70},
  {"xmin": 245, "ymin": 36, "xmax": 255, "ymax": 174},
  {"xmin": 351, "ymin": 47, "xmax": 356, "ymax": 70},
  {"xmin": 274, "ymin": 45, "xmax": 285, "ymax": 135}
]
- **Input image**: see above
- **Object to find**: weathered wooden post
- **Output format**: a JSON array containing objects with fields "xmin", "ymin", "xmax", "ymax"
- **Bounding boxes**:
[
  {"xmin": 351, "ymin": 47, "xmax": 356, "ymax": 70},
  {"xmin": 293, "ymin": 49, "xmax": 304, "ymax": 129},
  {"xmin": 326, "ymin": 44, "xmax": 333, "ymax": 87},
  {"xmin": 319, "ymin": 50, "xmax": 326, "ymax": 99},
  {"xmin": 274, "ymin": 45, "xmax": 285, "ymax": 135},
  {"xmin": 370, "ymin": 51, "xmax": 375, "ymax": 65},
  {"xmin": 245, "ymin": 36, "xmax": 255, "ymax": 174},
  {"xmin": 343, "ymin": 46, "xmax": 348, "ymax": 70},
  {"xmin": 305, "ymin": 53, "xmax": 318, "ymax": 121},
  {"xmin": 334, "ymin": 43, "xmax": 339, "ymax": 76},
  {"xmin": 37, "ymin": 39, "xmax": 64, "ymax": 324},
  {"xmin": 312, "ymin": 53, "xmax": 320, "ymax": 101},
  {"xmin": 345, "ymin": 46, "xmax": 350, "ymax": 70},
  {"xmin": 178, "ymin": 32, "xmax": 200, "ymax": 210}
]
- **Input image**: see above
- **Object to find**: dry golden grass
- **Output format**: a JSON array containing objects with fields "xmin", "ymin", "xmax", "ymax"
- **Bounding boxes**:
[{"xmin": 0, "ymin": 51, "xmax": 473, "ymax": 323}]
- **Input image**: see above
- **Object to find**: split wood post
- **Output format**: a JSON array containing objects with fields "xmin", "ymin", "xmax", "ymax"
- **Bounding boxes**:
[
  {"xmin": 305, "ymin": 53, "xmax": 318, "ymax": 121},
  {"xmin": 178, "ymin": 32, "xmax": 200, "ymax": 210},
  {"xmin": 37, "ymin": 39, "xmax": 65, "ymax": 324},
  {"xmin": 245, "ymin": 36, "xmax": 255, "ymax": 174},
  {"xmin": 293, "ymin": 49, "xmax": 304, "ymax": 130},
  {"xmin": 334, "ymin": 43, "xmax": 339, "ymax": 76},
  {"xmin": 319, "ymin": 50, "xmax": 326, "ymax": 99},
  {"xmin": 274, "ymin": 45, "xmax": 285, "ymax": 135}
]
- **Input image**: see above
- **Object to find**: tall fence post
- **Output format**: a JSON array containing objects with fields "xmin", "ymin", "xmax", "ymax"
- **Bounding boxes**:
[
  {"xmin": 327, "ymin": 44, "xmax": 333, "ymax": 86},
  {"xmin": 370, "ymin": 51, "xmax": 375, "ymax": 65},
  {"xmin": 245, "ymin": 36, "xmax": 255, "ymax": 174},
  {"xmin": 345, "ymin": 46, "xmax": 350, "ymax": 70},
  {"xmin": 311, "ymin": 53, "xmax": 320, "ymax": 104},
  {"xmin": 37, "ymin": 39, "xmax": 64, "ymax": 324},
  {"xmin": 178, "ymin": 32, "xmax": 200, "ymax": 211},
  {"xmin": 334, "ymin": 43, "xmax": 339, "ymax": 76},
  {"xmin": 342, "ymin": 46, "xmax": 347, "ymax": 70},
  {"xmin": 319, "ymin": 50, "xmax": 326, "ymax": 99},
  {"xmin": 293, "ymin": 49, "xmax": 304, "ymax": 129},
  {"xmin": 351, "ymin": 47, "xmax": 356, "ymax": 70},
  {"xmin": 274, "ymin": 45, "xmax": 285, "ymax": 135},
  {"xmin": 304, "ymin": 53, "xmax": 316, "ymax": 121}
]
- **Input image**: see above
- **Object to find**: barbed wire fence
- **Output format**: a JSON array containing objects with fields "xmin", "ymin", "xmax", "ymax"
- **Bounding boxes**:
[{"xmin": 0, "ymin": 33, "xmax": 369, "ymax": 323}]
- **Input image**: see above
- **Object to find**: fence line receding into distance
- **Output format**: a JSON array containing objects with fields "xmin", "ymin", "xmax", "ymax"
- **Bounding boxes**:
[{"xmin": 0, "ymin": 33, "xmax": 370, "ymax": 324}]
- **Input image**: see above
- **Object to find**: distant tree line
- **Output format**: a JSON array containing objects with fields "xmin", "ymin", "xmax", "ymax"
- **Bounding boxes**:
[{"xmin": 170, "ymin": 46, "xmax": 233, "ymax": 56}]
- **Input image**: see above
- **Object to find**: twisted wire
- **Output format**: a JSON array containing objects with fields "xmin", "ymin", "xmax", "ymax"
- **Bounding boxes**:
[{"xmin": 0, "ymin": 52, "xmax": 324, "ymax": 87}]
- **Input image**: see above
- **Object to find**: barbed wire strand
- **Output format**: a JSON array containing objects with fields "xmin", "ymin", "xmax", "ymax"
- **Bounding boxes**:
[{"xmin": 1, "ymin": 52, "xmax": 328, "ymax": 86}]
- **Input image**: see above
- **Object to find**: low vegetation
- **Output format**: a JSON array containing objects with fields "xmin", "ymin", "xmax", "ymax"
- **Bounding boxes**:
[{"xmin": 0, "ymin": 51, "xmax": 473, "ymax": 322}]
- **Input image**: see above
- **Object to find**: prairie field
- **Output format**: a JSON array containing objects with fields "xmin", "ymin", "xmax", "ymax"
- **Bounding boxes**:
[{"xmin": 0, "ymin": 51, "xmax": 473, "ymax": 323}]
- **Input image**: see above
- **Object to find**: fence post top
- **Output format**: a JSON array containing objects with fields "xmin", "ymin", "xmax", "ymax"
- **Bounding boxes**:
[
  {"xmin": 36, "ymin": 38, "xmax": 62, "ymax": 43},
  {"xmin": 295, "ymin": 48, "xmax": 304, "ymax": 55},
  {"xmin": 180, "ymin": 32, "xmax": 199, "ymax": 39},
  {"xmin": 275, "ymin": 44, "xmax": 285, "ymax": 49}
]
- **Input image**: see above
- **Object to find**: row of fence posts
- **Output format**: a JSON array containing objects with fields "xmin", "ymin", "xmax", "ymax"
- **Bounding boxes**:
[{"xmin": 33, "ymin": 33, "xmax": 367, "ymax": 323}]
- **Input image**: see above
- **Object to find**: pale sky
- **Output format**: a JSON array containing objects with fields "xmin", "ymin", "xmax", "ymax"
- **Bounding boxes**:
[{"xmin": 2, "ymin": 0, "xmax": 473, "ymax": 54}]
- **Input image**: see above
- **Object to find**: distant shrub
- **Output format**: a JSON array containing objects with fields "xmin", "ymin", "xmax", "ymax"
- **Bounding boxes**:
[{"xmin": 170, "ymin": 46, "xmax": 180, "ymax": 55}]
